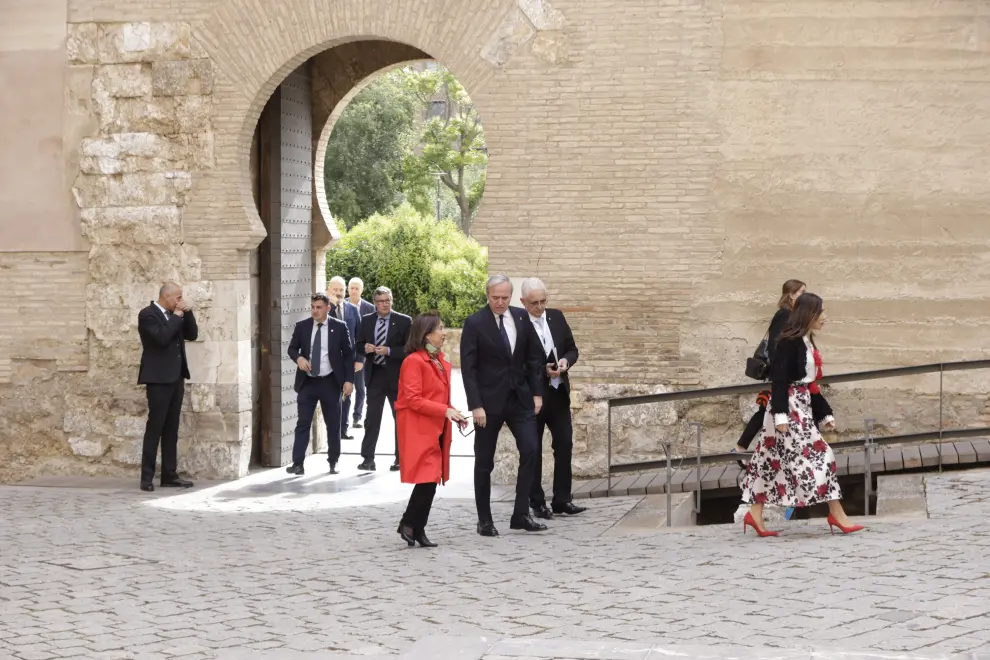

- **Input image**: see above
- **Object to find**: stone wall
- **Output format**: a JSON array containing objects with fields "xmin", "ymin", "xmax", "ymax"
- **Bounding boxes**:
[{"xmin": 2, "ymin": 0, "xmax": 990, "ymax": 484}]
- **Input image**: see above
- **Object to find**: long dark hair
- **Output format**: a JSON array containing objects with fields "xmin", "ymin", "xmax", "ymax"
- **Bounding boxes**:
[
  {"xmin": 779, "ymin": 292, "xmax": 823, "ymax": 346},
  {"xmin": 777, "ymin": 279, "xmax": 806, "ymax": 310},
  {"xmin": 404, "ymin": 311, "xmax": 443, "ymax": 354}
]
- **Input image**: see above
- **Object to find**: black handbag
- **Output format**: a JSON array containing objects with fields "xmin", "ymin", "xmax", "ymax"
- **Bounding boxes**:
[{"xmin": 745, "ymin": 333, "xmax": 770, "ymax": 381}]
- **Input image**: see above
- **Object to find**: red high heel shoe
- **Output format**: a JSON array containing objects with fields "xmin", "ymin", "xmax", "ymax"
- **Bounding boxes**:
[
  {"xmin": 743, "ymin": 512, "xmax": 779, "ymax": 537},
  {"xmin": 826, "ymin": 513, "xmax": 864, "ymax": 535}
]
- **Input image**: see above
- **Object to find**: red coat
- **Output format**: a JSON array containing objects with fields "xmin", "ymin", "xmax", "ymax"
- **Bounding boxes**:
[{"xmin": 395, "ymin": 349, "xmax": 453, "ymax": 485}]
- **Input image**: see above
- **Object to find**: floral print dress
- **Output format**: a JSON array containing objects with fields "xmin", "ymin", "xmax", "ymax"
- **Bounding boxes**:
[{"xmin": 741, "ymin": 338, "xmax": 841, "ymax": 507}]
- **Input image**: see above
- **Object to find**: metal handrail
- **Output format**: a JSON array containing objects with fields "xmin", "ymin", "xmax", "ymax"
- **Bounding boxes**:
[{"xmin": 605, "ymin": 358, "xmax": 990, "ymax": 525}]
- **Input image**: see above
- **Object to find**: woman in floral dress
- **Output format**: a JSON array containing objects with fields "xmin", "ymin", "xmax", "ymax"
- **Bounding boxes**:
[{"xmin": 740, "ymin": 293, "xmax": 864, "ymax": 537}]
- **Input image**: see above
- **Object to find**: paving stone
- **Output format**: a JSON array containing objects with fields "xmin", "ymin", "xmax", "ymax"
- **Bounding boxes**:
[{"xmin": 2, "ymin": 468, "xmax": 990, "ymax": 659}]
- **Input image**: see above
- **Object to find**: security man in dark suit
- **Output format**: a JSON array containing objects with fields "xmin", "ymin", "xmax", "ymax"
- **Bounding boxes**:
[
  {"xmin": 461, "ymin": 274, "xmax": 548, "ymax": 536},
  {"xmin": 137, "ymin": 282, "xmax": 198, "ymax": 492},
  {"xmin": 354, "ymin": 286, "xmax": 412, "ymax": 472},
  {"xmin": 519, "ymin": 277, "xmax": 587, "ymax": 519},
  {"xmin": 286, "ymin": 293, "xmax": 355, "ymax": 475}
]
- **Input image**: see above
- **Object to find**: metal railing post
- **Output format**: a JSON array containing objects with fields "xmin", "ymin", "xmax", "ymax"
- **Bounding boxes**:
[
  {"xmin": 690, "ymin": 422, "xmax": 702, "ymax": 517},
  {"xmin": 864, "ymin": 417, "xmax": 875, "ymax": 516},
  {"xmin": 665, "ymin": 441, "xmax": 672, "ymax": 528},
  {"xmin": 607, "ymin": 401, "xmax": 612, "ymax": 494},
  {"xmin": 938, "ymin": 364, "xmax": 944, "ymax": 473}
]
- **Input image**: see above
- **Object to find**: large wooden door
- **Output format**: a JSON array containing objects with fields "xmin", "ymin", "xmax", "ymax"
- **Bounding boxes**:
[{"xmin": 259, "ymin": 65, "xmax": 313, "ymax": 467}]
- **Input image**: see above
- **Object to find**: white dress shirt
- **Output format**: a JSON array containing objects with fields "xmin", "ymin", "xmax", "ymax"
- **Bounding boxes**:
[
  {"xmin": 310, "ymin": 316, "xmax": 332, "ymax": 376},
  {"xmin": 154, "ymin": 302, "xmax": 171, "ymax": 320},
  {"xmin": 493, "ymin": 308, "xmax": 516, "ymax": 353},
  {"xmin": 530, "ymin": 311, "xmax": 561, "ymax": 389}
]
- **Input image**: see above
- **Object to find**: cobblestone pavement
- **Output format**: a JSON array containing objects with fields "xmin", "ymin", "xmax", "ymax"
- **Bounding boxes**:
[{"xmin": 2, "ymin": 465, "xmax": 990, "ymax": 660}]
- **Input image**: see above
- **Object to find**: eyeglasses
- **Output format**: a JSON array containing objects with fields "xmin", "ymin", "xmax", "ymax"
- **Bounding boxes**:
[
  {"xmin": 525, "ymin": 299, "xmax": 548, "ymax": 307},
  {"xmin": 457, "ymin": 415, "xmax": 475, "ymax": 437}
]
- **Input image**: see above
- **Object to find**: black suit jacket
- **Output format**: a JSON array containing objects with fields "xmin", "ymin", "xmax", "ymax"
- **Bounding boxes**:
[
  {"xmin": 529, "ymin": 308, "xmax": 579, "ymax": 395},
  {"xmin": 137, "ymin": 303, "xmax": 198, "ymax": 384},
  {"xmin": 355, "ymin": 311, "xmax": 412, "ymax": 391},
  {"xmin": 287, "ymin": 316, "xmax": 355, "ymax": 393},
  {"xmin": 461, "ymin": 305, "xmax": 545, "ymax": 413}
]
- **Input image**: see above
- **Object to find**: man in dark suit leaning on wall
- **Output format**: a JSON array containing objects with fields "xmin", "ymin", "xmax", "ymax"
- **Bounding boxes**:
[
  {"xmin": 287, "ymin": 293, "xmax": 355, "ymax": 475},
  {"xmin": 519, "ymin": 277, "xmax": 587, "ymax": 519},
  {"xmin": 137, "ymin": 281, "xmax": 198, "ymax": 492}
]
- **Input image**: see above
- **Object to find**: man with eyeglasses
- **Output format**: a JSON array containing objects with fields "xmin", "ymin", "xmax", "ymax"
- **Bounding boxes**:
[
  {"xmin": 519, "ymin": 277, "xmax": 587, "ymax": 519},
  {"xmin": 354, "ymin": 286, "xmax": 411, "ymax": 472}
]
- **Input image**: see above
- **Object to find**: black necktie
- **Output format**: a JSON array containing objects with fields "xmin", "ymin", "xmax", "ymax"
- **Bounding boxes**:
[
  {"xmin": 311, "ymin": 322, "xmax": 323, "ymax": 376},
  {"xmin": 498, "ymin": 314, "xmax": 512, "ymax": 355}
]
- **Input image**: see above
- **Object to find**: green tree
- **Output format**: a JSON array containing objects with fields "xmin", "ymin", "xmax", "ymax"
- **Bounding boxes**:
[
  {"xmin": 322, "ymin": 72, "xmax": 418, "ymax": 230},
  {"xmin": 325, "ymin": 204, "xmax": 487, "ymax": 326},
  {"xmin": 401, "ymin": 68, "xmax": 488, "ymax": 235}
]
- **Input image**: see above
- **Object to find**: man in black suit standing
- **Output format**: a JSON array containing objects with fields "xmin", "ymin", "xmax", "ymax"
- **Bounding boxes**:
[
  {"xmin": 355, "ymin": 286, "xmax": 411, "ymax": 472},
  {"xmin": 137, "ymin": 282, "xmax": 198, "ymax": 492},
  {"xmin": 461, "ymin": 274, "xmax": 548, "ymax": 536},
  {"xmin": 286, "ymin": 293, "xmax": 355, "ymax": 475},
  {"xmin": 347, "ymin": 277, "xmax": 376, "ymax": 429},
  {"xmin": 519, "ymin": 277, "xmax": 587, "ymax": 519}
]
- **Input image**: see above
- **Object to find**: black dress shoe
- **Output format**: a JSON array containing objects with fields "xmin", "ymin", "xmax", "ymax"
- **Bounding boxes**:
[
  {"xmin": 397, "ymin": 523, "xmax": 415, "ymax": 547},
  {"xmin": 286, "ymin": 464, "xmax": 304, "ymax": 475},
  {"xmin": 357, "ymin": 460, "xmax": 376, "ymax": 471},
  {"xmin": 552, "ymin": 502, "xmax": 587, "ymax": 515},
  {"xmin": 352, "ymin": 421, "xmax": 363, "ymax": 429},
  {"xmin": 415, "ymin": 531, "xmax": 438, "ymax": 548},
  {"xmin": 160, "ymin": 477, "xmax": 194, "ymax": 488},
  {"xmin": 341, "ymin": 433, "xmax": 354, "ymax": 440},
  {"xmin": 510, "ymin": 514, "xmax": 548, "ymax": 532},
  {"xmin": 140, "ymin": 483, "xmax": 154, "ymax": 492},
  {"xmin": 477, "ymin": 521, "xmax": 500, "ymax": 537},
  {"xmin": 390, "ymin": 461, "xmax": 400, "ymax": 472},
  {"xmin": 531, "ymin": 504, "xmax": 554, "ymax": 520},
  {"xmin": 328, "ymin": 463, "xmax": 338, "ymax": 475}
]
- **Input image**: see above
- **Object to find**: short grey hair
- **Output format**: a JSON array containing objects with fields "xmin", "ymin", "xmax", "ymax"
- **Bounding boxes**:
[
  {"xmin": 328, "ymin": 275, "xmax": 347, "ymax": 289},
  {"xmin": 348, "ymin": 277, "xmax": 364, "ymax": 289},
  {"xmin": 372, "ymin": 286, "xmax": 393, "ymax": 301},
  {"xmin": 159, "ymin": 281, "xmax": 181, "ymax": 297},
  {"xmin": 486, "ymin": 273, "xmax": 513, "ymax": 294},
  {"xmin": 520, "ymin": 277, "xmax": 547, "ymax": 298}
]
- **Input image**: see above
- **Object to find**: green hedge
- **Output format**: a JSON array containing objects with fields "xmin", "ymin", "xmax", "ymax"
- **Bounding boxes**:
[{"xmin": 325, "ymin": 204, "xmax": 488, "ymax": 327}]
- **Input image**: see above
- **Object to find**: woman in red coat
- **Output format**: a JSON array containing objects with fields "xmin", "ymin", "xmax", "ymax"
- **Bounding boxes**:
[{"xmin": 395, "ymin": 311, "xmax": 468, "ymax": 548}]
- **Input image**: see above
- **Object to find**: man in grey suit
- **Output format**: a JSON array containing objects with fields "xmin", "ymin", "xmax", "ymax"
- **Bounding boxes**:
[
  {"xmin": 348, "ymin": 277, "xmax": 376, "ymax": 428},
  {"xmin": 328, "ymin": 276, "xmax": 361, "ymax": 440}
]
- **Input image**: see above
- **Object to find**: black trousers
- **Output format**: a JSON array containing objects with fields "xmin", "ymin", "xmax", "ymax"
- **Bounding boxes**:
[
  {"xmin": 292, "ymin": 375, "xmax": 342, "ymax": 466},
  {"xmin": 530, "ymin": 385, "xmax": 574, "ymax": 507},
  {"xmin": 737, "ymin": 405, "xmax": 766, "ymax": 450},
  {"xmin": 360, "ymin": 374, "xmax": 398, "ymax": 461},
  {"xmin": 474, "ymin": 391, "xmax": 540, "ymax": 520},
  {"xmin": 141, "ymin": 379, "xmax": 184, "ymax": 485},
  {"xmin": 402, "ymin": 483, "xmax": 438, "ymax": 533},
  {"xmin": 340, "ymin": 394, "xmax": 352, "ymax": 436}
]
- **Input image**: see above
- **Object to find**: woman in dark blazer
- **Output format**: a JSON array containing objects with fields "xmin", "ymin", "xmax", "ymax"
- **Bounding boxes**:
[
  {"xmin": 394, "ymin": 311, "xmax": 468, "ymax": 548},
  {"xmin": 734, "ymin": 279, "xmax": 805, "ymax": 454},
  {"xmin": 740, "ymin": 293, "xmax": 864, "ymax": 537}
]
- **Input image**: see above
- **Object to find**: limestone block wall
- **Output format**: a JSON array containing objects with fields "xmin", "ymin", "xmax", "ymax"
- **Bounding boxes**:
[{"xmin": 2, "ymin": 0, "xmax": 990, "ymax": 484}]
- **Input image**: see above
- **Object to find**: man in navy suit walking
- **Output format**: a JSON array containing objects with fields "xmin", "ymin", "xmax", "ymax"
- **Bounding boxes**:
[
  {"xmin": 461, "ymin": 274, "xmax": 548, "ymax": 536},
  {"xmin": 287, "ymin": 293, "xmax": 355, "ymax": 475}
]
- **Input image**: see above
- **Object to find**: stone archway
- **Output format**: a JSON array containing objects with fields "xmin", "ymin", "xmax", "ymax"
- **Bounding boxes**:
[{"xmin": 175, "ymin": 0, "xmax": 565, "ymax": 475}]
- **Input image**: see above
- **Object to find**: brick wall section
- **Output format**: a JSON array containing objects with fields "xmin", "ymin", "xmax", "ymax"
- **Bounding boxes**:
[{"xmin": 3, "ymin": 0, "xmax": 990, "ymax": 482}]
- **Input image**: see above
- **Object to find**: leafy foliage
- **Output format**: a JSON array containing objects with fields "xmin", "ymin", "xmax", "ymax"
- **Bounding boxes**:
[
  {"xmin": 322, "ymin": 72, "xmax": 418, "ymax": 230},
  {"xmin": 325, "ymin": 204, "xmax": 487, "ymax": 327},
  {"xmin": 322, "ymin": 64, "xmax": 488, "ymax": 234}
]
